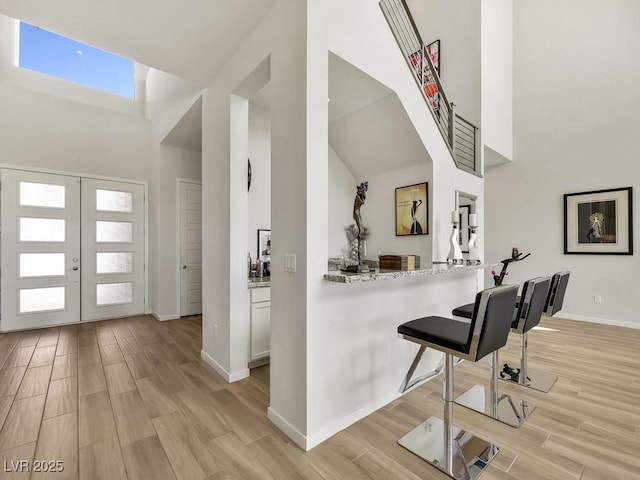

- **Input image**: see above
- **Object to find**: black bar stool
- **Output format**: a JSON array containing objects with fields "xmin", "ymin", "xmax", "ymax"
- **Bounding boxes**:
[
  {"xmin": 454, "ymin": 277, "xmax": 551, "ymax": 428},
  {"xmin": 397, "ymin": 284, "xmax": 518, "ymax": 480},
  {"xmin": 501, "ymin": 271, "xmax": 570, "ymax": 392}
]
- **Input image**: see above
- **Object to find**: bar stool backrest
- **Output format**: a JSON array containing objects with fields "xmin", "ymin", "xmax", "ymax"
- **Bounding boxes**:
[
  {"xmin": 545, "ymin": 271, "xmax": 570, "ymax": 316},
  {"xmin": 513, "ymin": 277, "xmax": 551, "ymax": 334},
  {"xmin": 467, "ymin": 284, "xmax": 519, "ymax": 362}
]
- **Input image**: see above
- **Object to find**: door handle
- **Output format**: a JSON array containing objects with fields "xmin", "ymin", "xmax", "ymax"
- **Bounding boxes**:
[
  {"xmin": 182, "ymin": 265, "xmax": 188, "ymax": 269},
  {"xmin": 71, "ymin": 266, "xmax": 79, "ymax": 271}
]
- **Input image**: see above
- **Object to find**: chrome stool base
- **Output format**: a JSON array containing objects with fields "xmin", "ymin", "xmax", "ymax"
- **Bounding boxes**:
[
  {"xmin": 501, "ymin": 369, "xmax": 557, "ymax": 393},
  {"xmin": 455, "ymin": 385, "xmax": 534, "ymax": 428},
  {"xmin": 398, "ymin": 416, "xmax": 499, "ymax": 480}
]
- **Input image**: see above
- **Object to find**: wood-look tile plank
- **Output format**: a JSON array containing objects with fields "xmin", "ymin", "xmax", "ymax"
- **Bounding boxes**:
[
  {"xmin": 56, "ymin": 337, "xmax": 77, "ymax": 357},
  {"xmin": 96, "ymin": 328, "xmax": 117, "ymax": 346},
  {"xmin": 0, "ymin": 396, "xmax": 13, "ymax": 431},
  {"xmin": 136, "ymin": 375, "xmax": 178, "ymax": 418},
  {"xmin": 206, "ymin": 432, "xmax": 275, "ymax": 480},
  {"xmin": 58, "ymin": 325, "xmax": 78, "ymax": 339},
  {"xmin": 36, "ymin": 330, "xmax": 60, "ymax": 347},
  {"xmin": 79, "ymin": 436, "xmax": 127, "ymax": 480},
  {"xmin": 16, "ymin": 333, "xmax": 40, "ymax": 348},
  {"xmin": 44, "ymin": 377, "xmax": 78, "ymax": 420},
  {"xmin": 78, "ymin": 331, "xmax": 97, "ymax": 347},
  {"xmin": 15, "ymin": 365, "xmax": 52, "ymax": 399},
  {"xmin": 0, "ymin": 441, "xmax": 36, "ymax": 480},
  {"xmin": 121, "ymin": 435, "xmax": 176, "ymax": 480},
  {"xmin": 179, "ymin": 362, "xmax": 227, "ymax": 393},
  {"xmin": 248, "ymin": 434, "xmax": 324, "ymax": 480},
  {"xmin": 124, "ymin": 352, "xmax": 155, "ymax": 380},
  {"xmin": 78, "ymin": 344, "xmax": 102, "ymax": 367},
  {"xmin": 353, "ymin": 448, "xmax": 421, "ymax": 480},
  {"xmin": 78, "ymin": 391, "xmax": 117, "ymax": 448},
  {"xmin": 174, "ymin": 387, "xmax": 232, "ymax": 440},
  {"xmin": 3, "ymin": 346, "xmax": 35, "ymax": 369},
  {"xmin": 0, "ymin": 345, "xmax": 15, "ymax": 370},
  {"xmin": 0, "ymin": 395, "xmax": 46, "ymax": 452},
  {"xmin": 78, "ymin": 363, "xmax": 107, "ymax": 397},
  {"xmin": 51, "ymin": 354, "xmax": 77, "ymax": 381},
  {"xmin": 110, "ymin": 390, "xmax": 156, "ymax": 446},
  {"xmin": 153, "ymin": 411, "xmax": 218, "ymax": 480},
  {"xmin": 208, "ymin": 389, "xmax": 272, "ymax": 444},
  {"xmin": 99, "ymin": 343, "xmax": 125, "ymax": 366},
  {"xmin": 104, "ymin": 362, "xmax": 137, "ymax": 396},
  {"xmin": 0, "ymin": 366, "xmax": 27, "ymax": 397},
  {"xmin": 28, "ymin": 345, "xmax": 56, "ymax": 368},
  {"xmin": 31, "ymin": 412, "xmax": 77, "ymax": 480}
]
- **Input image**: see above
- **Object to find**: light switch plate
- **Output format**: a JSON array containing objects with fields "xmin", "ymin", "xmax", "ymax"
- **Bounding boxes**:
[{"xmin": 285, "ymin": 254, "xmax": 296, "ymax": 273}]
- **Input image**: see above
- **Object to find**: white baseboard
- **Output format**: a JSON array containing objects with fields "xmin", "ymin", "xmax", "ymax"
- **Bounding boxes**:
[
  {"xmin": 558, "ymin": 313, "xmax": 640, "ymax": 330},
  {"xmin": 151, "ymin": 312, "xmax": 180, "ymax": 322},
  {"xmin": 200, "ymin": 350, "xmax": 250, "ymax": 383},
  {"xmin": 267, "ymin": 407, "xmax": 308, "ymax": 450},
  {"xmin": 268, "ymin": 389, "xmax": 405, "ymax": 451}
]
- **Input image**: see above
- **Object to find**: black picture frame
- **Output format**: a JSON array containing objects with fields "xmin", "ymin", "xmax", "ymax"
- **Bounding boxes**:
[
  {"xmin": 257, "ymin": 229, "xmax": 271, "ymax": 259},
  {"xmin": 563, "ymin": 187, "xmax": 633, "ymax": 255},
  {"xmin": 395, "ymin": 182, "xmax": 428, "ymax": 236}
]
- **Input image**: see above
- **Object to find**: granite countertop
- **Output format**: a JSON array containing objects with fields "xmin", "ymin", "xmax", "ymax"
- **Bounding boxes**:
[
  {"xmin": 324, "ymin": 262, "xmax": 499, "ymax": 284},
  {"xmin": 248, "ymin": 277, "xmax": 271, "ymax": 288}
]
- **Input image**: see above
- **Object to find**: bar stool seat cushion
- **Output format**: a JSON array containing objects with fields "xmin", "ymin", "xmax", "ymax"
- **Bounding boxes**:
[
  {"xmin": 451, "ymin": 303, "xmax": 474, "ymax": 319},
  {"xmin": 398, "ymin": 316, "xmax": 471, "ymax": 355}
]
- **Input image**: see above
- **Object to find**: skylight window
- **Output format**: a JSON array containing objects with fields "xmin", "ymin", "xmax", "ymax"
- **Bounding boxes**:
[{"xmin": 18, "ymin": 22, "xmax": 135, "ymax": 98}]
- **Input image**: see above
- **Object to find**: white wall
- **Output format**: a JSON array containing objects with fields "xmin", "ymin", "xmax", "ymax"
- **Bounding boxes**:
[
  {"xmin": 248, "ymin": 104, "xmax": 272, "ymax": 259},
  {"xmin": 328, "ymin": 145, "xmax": 356, "ymax": 257},
  {"xmin": 363, "ymin": 164, "xmax": 433, "ymax": 261},
  {"xmin": 481, "ymin": 0, "xmax": 513, "ymax": 165},
  {"xmin": 405, "ymin": 0, "xmax": 481, "ymax": 126},
  {"xmin": 151, "ymin": 145, "xmax": 202, "ymax": 320},
  {"xmin": 485, "ymin": 0, "xmax": 640, "ymax": 327}
]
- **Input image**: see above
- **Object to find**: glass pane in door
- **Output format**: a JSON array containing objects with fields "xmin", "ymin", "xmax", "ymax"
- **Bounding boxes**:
[
  {"xmin": 19, "ymin": 286, "xmax": 66, "ymax": 313},
  {"xmin": 19, "ymin": 218, "xmax": 66, "ymax": 242},
  {"xmin": 96, "ymin": 189, "xmax": 133, "ymax": 212},
  {"xmin": 96, "ymin": 252, "xmax": 133, "ymax": 274},
  {"xmin": 96, "ymin": 282, "xmax": 133, "ymax": 306},
  {"xmin": 19, "ymin": 182, "xmax": 66, "ymax": 208},
  {"xmin": 19, "ymin": 253, "xmax": 66, "ymax": 277},
  {"xmin": 96, "ymin": 221, "xmax": 133, "ymax": 243}
]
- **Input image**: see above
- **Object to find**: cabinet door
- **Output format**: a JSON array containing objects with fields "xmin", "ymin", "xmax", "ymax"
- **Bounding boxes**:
[{"xmin": 251, "ymin": 302, "xmax": 270, "ymax": 360}]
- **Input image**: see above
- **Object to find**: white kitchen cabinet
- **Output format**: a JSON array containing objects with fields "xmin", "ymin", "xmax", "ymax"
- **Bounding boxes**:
[{"xmin": 250, "ymin": 287, "xmax": 270, "ymax": 362}]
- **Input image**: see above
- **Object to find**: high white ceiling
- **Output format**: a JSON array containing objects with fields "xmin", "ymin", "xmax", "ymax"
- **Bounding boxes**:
[{"xmin": 0, "ymin": 0, "xmax": 275, "ymax": 84}]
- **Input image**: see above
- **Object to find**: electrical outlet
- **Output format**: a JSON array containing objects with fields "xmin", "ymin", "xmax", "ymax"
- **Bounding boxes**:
[
  {"xmin": 594, "ymin": 295, "xmax": 602, "ymax": 304},
  {"xmin": 214, "ymin": 325, "xmax": 219, "ymax": 337}
]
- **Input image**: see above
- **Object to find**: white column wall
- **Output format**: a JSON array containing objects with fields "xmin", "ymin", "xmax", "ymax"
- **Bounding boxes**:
[
  {"xmin": 248, "ymin": 105, "xmax": 272, "ymax": 257},
  {"xmin": 486, "ymin": 0, "xmax": 640, "ymax": 327}
]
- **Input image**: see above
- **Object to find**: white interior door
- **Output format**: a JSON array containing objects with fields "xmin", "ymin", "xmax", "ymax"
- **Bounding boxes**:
[
  {"xmin": 81, "ymin": 178, "xmax": 145, "ymax": 321},
  {"xmin": 1, "ymin": 169, "xmax": 81, "ymax": 331},
  {"xmin": 180, "ymin": 181, "xmax": 202, "ymax": 316}
]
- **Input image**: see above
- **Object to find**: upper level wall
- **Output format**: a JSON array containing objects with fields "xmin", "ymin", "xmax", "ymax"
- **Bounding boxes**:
[
  {"xmin": 481, "ymin": 0, "xmax": 513, "ymax": 164},
  {"xmin": 485, "ymin": 0, "xmax": 640, "ymax": 327},
  {"xmin": 406, "ymin": 0, "xmax": 481, "ymax": 126}
]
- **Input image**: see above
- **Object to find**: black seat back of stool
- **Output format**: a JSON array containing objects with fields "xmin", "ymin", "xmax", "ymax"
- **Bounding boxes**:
[
  {"xmin": 545, "ymin": 271, "xmax": 570, "ymax": 316},
  {"xmin": 513, "ymin": 277, "xmax": 551, "ymax": 334},
  {"xmin": 469, "ymin": 284, "xmax": 519, "ymax": 361}
]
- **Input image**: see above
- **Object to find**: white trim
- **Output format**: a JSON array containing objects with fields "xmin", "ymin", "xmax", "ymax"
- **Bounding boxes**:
[
  {"xmin": 176, "ymin": 178, "xmax": 202, "ymax": 317},
  {"xmin": 558, "ymin": 313, "xmax": 640, "ymax": 330},
  {"xmin": 200, "ymin": 350, "xmax": 249, "ymax": 383},
  {"xmin": 0, "ymin": 163, "xmax": 148, "ymax": 186},
  {"xmin": 267, "ymin": 407, "xmax": 308, "ymax": 450},
  {"xmin": 151, "ymin": 311, "xmax": 180, "ymax": 322}
]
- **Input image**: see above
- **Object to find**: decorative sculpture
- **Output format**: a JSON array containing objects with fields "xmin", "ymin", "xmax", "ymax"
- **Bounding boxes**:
[{"xmin": 342, "ymin": 182, "xmax": 370, "ymax": 273}]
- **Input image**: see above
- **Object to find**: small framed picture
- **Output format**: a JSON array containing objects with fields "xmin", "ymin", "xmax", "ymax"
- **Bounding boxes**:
[
  {"xmin": 395, "ymin": 182, "xmax": 428, "ymax": 236},
  {"xmin": 257, "ymin": 229, "xmax": 271, "ymax": 259},
  {"xmin": 564, "ymin": 187, "xmax": 633, "ymax": 254}
]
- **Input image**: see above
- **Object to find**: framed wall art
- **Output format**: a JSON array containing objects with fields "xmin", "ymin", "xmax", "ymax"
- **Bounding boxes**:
[
  {"xmin": 395, "ymin": 182, "xmax": 428, "ymax": 236},
  {"xmin": 257, "ymin": 229, "xmax": 271, "ymax": 259},
  {"xmin": 458, "ymin": 205, "xmax": 470, "ymax": 253},
  {"xmin": 564, "ymin": 187, "xmax": 633, "ymax": 255}
]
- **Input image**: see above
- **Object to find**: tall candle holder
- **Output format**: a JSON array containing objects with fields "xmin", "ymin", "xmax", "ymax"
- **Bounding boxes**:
[
  {"xmin": 447, "ymin": 211, "xmax": 464, "ymax": 265},
  {"xmin": 467, "ymin": 213, "xmax": 480, "ymax": 265}
]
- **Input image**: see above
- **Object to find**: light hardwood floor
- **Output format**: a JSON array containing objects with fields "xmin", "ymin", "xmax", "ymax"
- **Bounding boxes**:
[{"xmin": 0, "ymin": 314, "xmax": 638, "ymax": 479}]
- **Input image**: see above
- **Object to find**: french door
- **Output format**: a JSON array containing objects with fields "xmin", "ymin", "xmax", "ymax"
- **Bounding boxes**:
[{"xmin": 1, "ymin": 169, "xmax": 145, "ymax": 331}]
